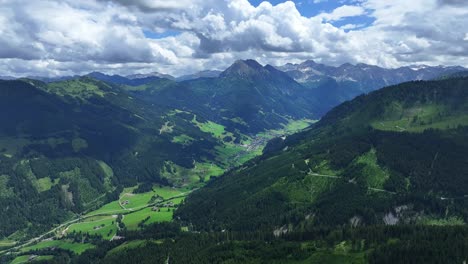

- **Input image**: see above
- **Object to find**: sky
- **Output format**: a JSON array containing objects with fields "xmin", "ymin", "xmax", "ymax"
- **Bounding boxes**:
[{"xmin": 0, "ymin": 0, "xmax": 467, "ymax": 77}]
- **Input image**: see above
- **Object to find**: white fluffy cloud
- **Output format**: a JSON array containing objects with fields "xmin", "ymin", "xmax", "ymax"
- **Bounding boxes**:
[
  {"xmin": 316, "ymin": 5, "xmax": 366, "ymax": 21},
  {"xmin": 0, "ymin": 0, "xmax": 466, "ymax": 77}
]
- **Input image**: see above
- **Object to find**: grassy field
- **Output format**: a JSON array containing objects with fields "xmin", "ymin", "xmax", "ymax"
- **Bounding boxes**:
[
  {"xmin": 194, "ymin": 118, "xmax": 228, "ymax": 139},
  {"xmin": 283, "ymin": 119, "xmax": 315, "ymax": 132},
  {"xmin": 106, "ymin": 240, "xmax": 158, "ymax": 256},
  {"xmin": 0, "ymin": 239, "xmax": 15, "ymax": 247},
  {"xmin": 192, "ymin": 162, "xmax": 225, "ymax": 182},
  {"xmin": 106, "ymin": 240, "xmax": 146, "ymax": 255},
  {"xmin": 70, "ymin": 185, "xmax": 186, "ymax": 239},
  {"xmin": 270, "ymin": 174, "xmax": 339, "ymax": 204},
  {"xmin": 98, "ymin": 161, "xmax": 114, "ymax": 191},
  {"xmin": 123, "ymin": 208, "xmax": 173, "ymax": 230},
  {"xmin": 353, "ymin": 149, "xmax": 390, "ymax": 189},
  {"xmin": 120, "ymin": 186, "xmax": 186, "ymax": 209},
  {"xmin": 418, "ymin": 216, "xmax": 465, "ymax": 226},
  {"xmin": 86, "ymin": 185, "xmax": 185, "ymax": 216},
  {"xmin": 171, "ymin": 134, "xmax": 195, "ymax": 145},
  {"xmin": 11, "ymin": 255, "xmax": 54, "ymax": 264},
  {"xmin": 47, "ymin": 79, "xmax": 107, "ymax": 98},
  {"xmin": 257, "ymin": 119, "xmax": 315, "ymax": 139},
  {"xmin": 161, "ymin": 161, "xmax": 225, "ymax": 186},
  {"xmin": 86, "ymin": 200, "xmax": 126, "ymax": 216},
  {"xmin": 69, "ymin": 207, "xmax": 174, "ymax": 238},
  {"xmin": 214, "ymin": 144, "xmax": 245, "ymax": 162},
  {"xmin": 120, "ymin": 192, "xmax": 155, "ymax": 210},
  {"xmin": 11, "ymin": 255, "xmax": 33, "ymax": 264},
  {"xmin": 67, "ymin": 216, "xmax": 117, "ymax": 240},
  {"xmin": 20, "ymin": 240, "xmax": 95, "ymax": 254},
  {"xmin": 371, "ymin": 104, "xmax": 468, "ymax": 132},
  {"xmin": 35, "ymin": 177, "xmax": 57, "ymax": 192}
]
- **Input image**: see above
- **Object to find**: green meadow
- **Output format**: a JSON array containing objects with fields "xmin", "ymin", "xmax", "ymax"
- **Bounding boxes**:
[
  {"xmin": 123, "ymin": 208, "xmax": 173, "ymax": 230},
  {"xmin": 63, "ymin": 185, "xmax": 186, "ymax": 240},
  {"xmin": 11, "ymin": 255, "xmax": 42, "ymax": 264},
  {"xmin": 67, "ymin": 216, "xmax": 117, "ymax": 240},
  {"xmin": 20, "ymin": 240, "xmax": 95, "ymax": 255}
]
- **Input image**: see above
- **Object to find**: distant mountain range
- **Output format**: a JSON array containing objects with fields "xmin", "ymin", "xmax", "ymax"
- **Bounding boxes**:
[
  {"xmin": 277, "ymin": 60, "xmax": 466, "ymax": 89},
  {"xmin": 176, "ymin": 70, "xmax": 222, "ymax": 81},
  {"xmin": 2, "ymin": 60, "xmax": 464, "ymax": 86},
  {"xmin": 126, "ymin": 72, "xmax": 176, "ymax": 81},
  {"xmin": 276, "ymin": 60, "xmax": 466, "ymax": 111}
]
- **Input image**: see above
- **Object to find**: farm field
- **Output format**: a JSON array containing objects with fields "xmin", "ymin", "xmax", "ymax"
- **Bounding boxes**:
[
  {"xmin": 85, "ymin": 200, "xmax": 126, "ymax": 216},
  {"xmin": 67, "ymin": 216, "xmax": 118, "ymax": 240},
  {"xmin": 123, "ymin": 208, "xmax": 173, "ymax": 230},
  {"xmin": 0, "ymin": 240, "xmax": 15, "ymax": 247},
  {"xmin": 1, "ymin": 184, "xmax": 190, "ymax": 262},
  {"xmin": 64, "ymin": 185, "xmax": 186, "ymax": 239}
]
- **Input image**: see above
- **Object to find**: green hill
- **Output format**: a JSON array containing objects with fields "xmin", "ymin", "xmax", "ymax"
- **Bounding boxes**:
[{"xmin": 0, "ymin": 78, "xmax": 221, "ymax": 238}]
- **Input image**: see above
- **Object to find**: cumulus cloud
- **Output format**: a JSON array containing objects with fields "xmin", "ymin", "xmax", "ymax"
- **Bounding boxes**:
[
  {"xmin": 99, "ymin": 0, "xmax": 206, "ymax": 12},
  {"xmin": 340, "ymin": 24, "xmax": 366, "ymax": 30},
  {"xmin": 316, "ymin": 5, "xmax": 366, "ymax": 21},
  {"xmin": 437, "ymin": 0, "xmax": 467, "ymax": 6},
  {"xmin": 0, "ymin": 0, "xmax": 466, "ymax": 77}
]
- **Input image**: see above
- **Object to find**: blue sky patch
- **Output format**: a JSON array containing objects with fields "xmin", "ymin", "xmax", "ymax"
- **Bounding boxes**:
[
  {"xmin": 331, "ymin": 15, "xmax": 375, "ymax": 31},
  {"xmin": 143, "ymin": 29, "xmax": 180, "ymax": 39}
]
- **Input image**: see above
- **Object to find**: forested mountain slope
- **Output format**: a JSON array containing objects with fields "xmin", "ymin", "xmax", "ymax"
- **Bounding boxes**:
[
  {"xmin": 0, "ymin": 78, "xmax": 220, "ymax": 238},
  {"xmin": 177, "ymin": 77, "xmax": 468, "ymax": 232}
]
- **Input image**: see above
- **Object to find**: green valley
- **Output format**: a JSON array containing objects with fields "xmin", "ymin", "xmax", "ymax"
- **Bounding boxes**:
[
  {"xmin": 0, "ymin": 66, "xmax": 467, "ymax": 264},
  {"xmin": 0, "ymin": 68, "xmax": 316, "ymax": 262}
]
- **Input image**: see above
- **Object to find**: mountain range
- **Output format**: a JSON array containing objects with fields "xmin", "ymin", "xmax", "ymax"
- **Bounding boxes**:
[
  {"xmin": 0, "ymin": 59, "xmax": 467, "ymax": 263},
  {"xmin": 278, "ymin": 60, "xmax": 466, "ymax": 88},
  {"xmin": 2, "ymin": 59, "xmax": 464, "ymax": 87},
  {"xmin": 70, "ymin": 60, "xmax": 467, "ymax": 132},
  {"xmin": 277, "ymin": 60, "xmax": 466, "ymax": 111},
  {"xmin": 84, "ymin": 60, "xmax": 319, "ymax": 134}
]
